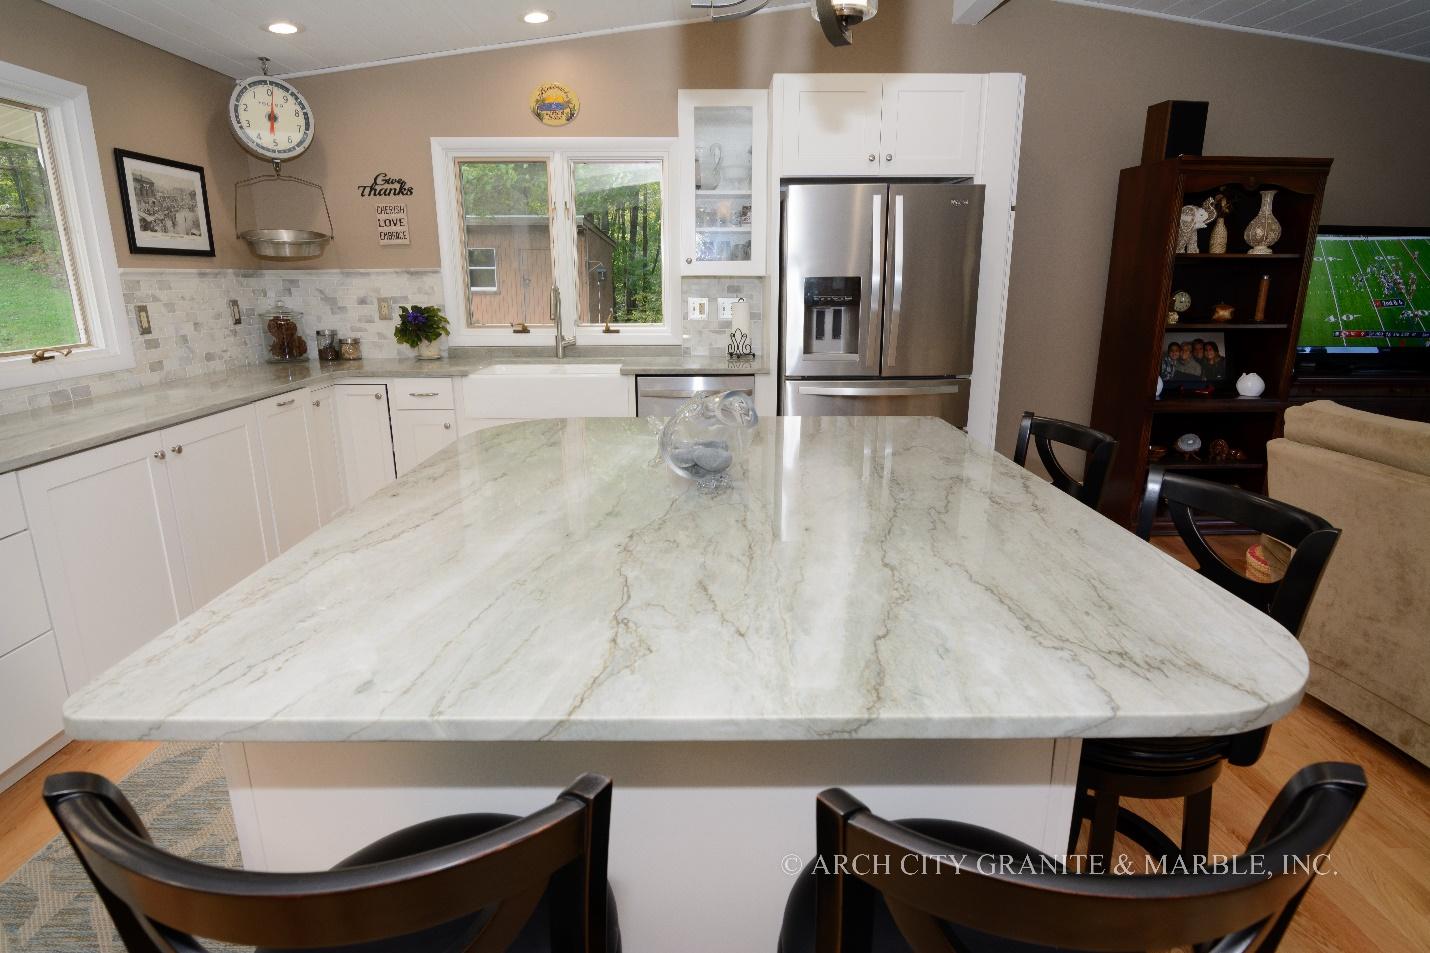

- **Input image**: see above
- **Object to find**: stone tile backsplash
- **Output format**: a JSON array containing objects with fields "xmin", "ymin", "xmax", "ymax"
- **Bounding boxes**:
[{"xmin": 680, "ymin": 277, "xmax": 765, "ymax": 355}]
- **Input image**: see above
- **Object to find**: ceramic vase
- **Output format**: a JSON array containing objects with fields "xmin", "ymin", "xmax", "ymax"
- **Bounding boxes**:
[
  {"xmin": 1236, "ymin": 372, "xmax": 1266, "ymax": 398},
  {"xmin": 415, "ymin": 339, "xmax": 441, "ymax": 361},
  {"xmin": 1244, "ymin": 190, "xmax": 1282, "ymax": 255},
  {"xmin": 1209, "ymin": 218, "xmax": 1228, "ymax": 254}
]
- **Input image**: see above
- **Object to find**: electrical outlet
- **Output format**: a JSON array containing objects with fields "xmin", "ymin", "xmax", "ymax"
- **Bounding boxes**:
[
  {"xmin": 135, "ymin": 305, "xmax": 152, "ymax": 335},
  {"xmin": 718, "ymin": 297, "xmax": 738, "ymax": 323},
  {"xmin": 377, "ymin": 297, "xmax": 394, "ymax": 321},
  {"xmin": 228, "ymin": 299, "xmax": 242, "ymax": 325}
]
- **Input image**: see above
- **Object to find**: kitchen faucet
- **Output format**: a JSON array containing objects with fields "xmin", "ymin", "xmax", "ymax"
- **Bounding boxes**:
[{"xmin": 552, "ymin": 284, "xmax": 574, "ymax": 358}]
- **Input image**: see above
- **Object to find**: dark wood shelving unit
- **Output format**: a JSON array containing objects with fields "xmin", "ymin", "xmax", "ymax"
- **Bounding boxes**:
[{"xmin": 1090, "ymin": 155, "xmax": 1332, "ymax": 531}]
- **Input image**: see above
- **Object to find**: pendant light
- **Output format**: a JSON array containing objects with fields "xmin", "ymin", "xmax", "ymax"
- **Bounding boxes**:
[{"xmin": 811, "ymin": 0, "xmax": 877, "ymax": 46}]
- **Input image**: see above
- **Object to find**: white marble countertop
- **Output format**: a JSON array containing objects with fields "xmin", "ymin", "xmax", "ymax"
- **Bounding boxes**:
[
  {"xmin": 0, "ymin": 350, "xmax": 767, "ymax": 474},
  {"xmin": 64, "ymin": 416, "xmax": 1307, "ymax": 744}
]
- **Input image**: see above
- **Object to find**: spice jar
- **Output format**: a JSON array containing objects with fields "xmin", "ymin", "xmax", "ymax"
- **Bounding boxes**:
[
  {"xmin": 315, "ymin": 329, "xmax": 339, "ymax": 361},
  {"xmin": 338, "ymin": 338, "xmax": 362, "ymax": 361}
]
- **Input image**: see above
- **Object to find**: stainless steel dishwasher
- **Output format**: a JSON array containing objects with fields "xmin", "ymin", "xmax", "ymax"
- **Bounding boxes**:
[{"xmin": 636, "ymin": 375, "xmax": 755, "ymax": 417}]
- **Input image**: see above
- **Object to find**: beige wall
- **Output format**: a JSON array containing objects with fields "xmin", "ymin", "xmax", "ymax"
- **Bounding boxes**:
[{"xmin": 1, "ymin": 0, "xmax": 252, "ymax": 266}]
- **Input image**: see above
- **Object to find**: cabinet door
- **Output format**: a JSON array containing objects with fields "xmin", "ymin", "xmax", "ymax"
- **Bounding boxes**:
[
  {"xmin": 163, "ymin": 405, "xmax": 275, "ymax": 610},
  {"xmin": 880, "ymin": 74, "xmax": 984, "ymax": 176},
  {"xmin": 306, "ymin": 385, "xmax": 348, "ymax": 525},
  {"xmin": 334, "ymin": 383, "xmax": 397, "ymax": 505},
  {"xmin": 678, "ymin": 89, "xmax": 768, "ymax": 276},
  {"xmin": 0, "ymin": 633, "xmax": 68, "ymax": 774},
  {"xmin": 18, "ymin": 431, "xmax": 191, "ymax": 687},
  {"xmin": 779, "ymin": 74, "xmax": 882, "ymax": 176},
  {"xmin": 393, "ymin": 409, "xmax": 458, "ymax": 477},
  {"xmin": 256, "ymin": 390, "xmax": 322, "ymax": 552}
]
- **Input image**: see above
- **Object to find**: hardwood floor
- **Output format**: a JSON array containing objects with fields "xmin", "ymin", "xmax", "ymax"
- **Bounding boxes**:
[{"xmin": 0, "ymin": 535, "xmax": 1423, "ymax": 950}]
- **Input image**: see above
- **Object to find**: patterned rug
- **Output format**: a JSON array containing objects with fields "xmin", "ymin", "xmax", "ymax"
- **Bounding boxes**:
[{"xmin": 0, "ymin": 744, "xmax": 239, "ymax": 952}]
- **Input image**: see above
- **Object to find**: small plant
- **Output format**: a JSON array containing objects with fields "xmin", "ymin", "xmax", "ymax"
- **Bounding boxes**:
[{"xmin": 393, "ymin": 304, "xmax": 449, "ymax": 347}]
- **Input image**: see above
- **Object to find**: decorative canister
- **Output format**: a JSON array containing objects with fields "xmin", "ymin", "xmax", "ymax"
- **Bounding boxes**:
[
  {"xmin": 338, "ymin": 337, "xmax": 363, "ymax": 361},
  {"xmin": 1244, "ymin": 190, "xmax": 1282, "ymax": 254},
  {"xmin": 1236, "ymin": 372, "xmax": 1266, "ymax": 398},
  {"xmin": 260, "ymin": 305, "xmax": 309, "ymax": 363},
  {"xmin": 315, "ymin": 329, "xmax": 339, "ymax": 361}
]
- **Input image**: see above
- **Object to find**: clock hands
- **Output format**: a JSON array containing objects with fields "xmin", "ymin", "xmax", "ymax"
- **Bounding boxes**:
[{"xmin": 268, "ymin": 88, "xmax": 276, "ymax": 136}]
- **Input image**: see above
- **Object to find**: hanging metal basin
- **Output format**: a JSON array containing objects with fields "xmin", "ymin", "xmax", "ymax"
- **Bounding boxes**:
[{"xmin": 241, "ymin": 228, "xmax": 332, "ymax": 259}]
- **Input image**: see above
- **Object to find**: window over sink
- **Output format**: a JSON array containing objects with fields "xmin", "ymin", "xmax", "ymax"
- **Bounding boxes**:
[{"xmin": 433, "ymin": 139, "xmax": 677, "ymax": 346}]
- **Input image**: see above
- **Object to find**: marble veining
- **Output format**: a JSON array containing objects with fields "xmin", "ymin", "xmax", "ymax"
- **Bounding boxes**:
[{"xmin": 64, "ymin": 416, "xmax": 1308, "ymax": 744}]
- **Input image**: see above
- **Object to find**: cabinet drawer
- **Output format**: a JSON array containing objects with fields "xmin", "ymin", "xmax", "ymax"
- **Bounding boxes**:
[
  {"xmin": 0, "ymin": 531, "xmax": 51, "ymax": 657},
  {"xmin": 389, "ymin": 378, "xmax": 455, "ymax": 411},
  {"xmin": 0, "ymin": 632, "xmax": 68, "ymax": 772},
  {"xmin": 0, "ymin": 471, "xmax": 23, "ymax": 539}
]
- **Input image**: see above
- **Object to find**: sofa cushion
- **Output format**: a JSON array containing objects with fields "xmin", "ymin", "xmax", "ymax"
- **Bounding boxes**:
[{"xmin": 1283, "ymin": 401, "xmax": 1430, "ymax": 478}]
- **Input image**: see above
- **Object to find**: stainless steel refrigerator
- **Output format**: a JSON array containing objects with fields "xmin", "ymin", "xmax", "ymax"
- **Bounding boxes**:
[{"xmin": 779, "ymin": 180, "xmax": 984, "ymax": 426}]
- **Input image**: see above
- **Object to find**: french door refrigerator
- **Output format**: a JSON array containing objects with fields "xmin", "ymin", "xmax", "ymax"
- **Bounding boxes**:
[{"xmin": 779, "ymin": 180, "xmax": 984, "ymax": 426}]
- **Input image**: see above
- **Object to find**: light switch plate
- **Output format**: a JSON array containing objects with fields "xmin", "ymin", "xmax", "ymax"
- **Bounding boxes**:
[
  {"xmin": 377, "ymin": 297, "xmax": 395, "ymax": 321},
  {"xmin": 718, "ymin": 297, "xmax": 739, "ymax": 323},
  {"xmin": 135, "ymin": 305, "xmax": 152, "ymax": 335},
  {"xmin": 687, "ymin": 297, "xmax": 709, "ymax": 323}
]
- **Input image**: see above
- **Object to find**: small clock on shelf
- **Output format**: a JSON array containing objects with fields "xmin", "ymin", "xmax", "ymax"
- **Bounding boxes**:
[{"xmin": 229, "ymin": 72, "xmax": 315, "ymax": 162}]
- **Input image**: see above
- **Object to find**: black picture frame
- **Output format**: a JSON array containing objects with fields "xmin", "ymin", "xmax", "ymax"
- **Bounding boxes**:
[{"xmin": 113, "ymin": 149, "xmax": 215, "ymax": 257}]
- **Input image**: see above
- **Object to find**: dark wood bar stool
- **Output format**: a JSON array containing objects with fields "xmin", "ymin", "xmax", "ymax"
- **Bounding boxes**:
[
  {"xmin": 1071, "ymin": 467, "xmax": 1341, "ymax": 865},
  {"xmin": 780, "ymin": 762, "xmax": 1366, "ymax": 953},
  {"xmin": 44, "ymin": 771, "xmax": 620, "ymax": 953},
  {"xmin": 1013, "ymin": 412, "xmax": 1119, "ymax": 508}
]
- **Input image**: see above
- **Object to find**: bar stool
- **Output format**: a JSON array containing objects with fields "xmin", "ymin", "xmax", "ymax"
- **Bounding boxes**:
[
  {"xmin": 1013, "ymin": 411, "xmax": 1119, "ymax": 509},
  {"xmin": 1070, "ymin": 467, "xmax": 1341, "ymax": 865},
  {"xmin": 45, "ymin": 771, "xmax": 621, "ymax": 953}
]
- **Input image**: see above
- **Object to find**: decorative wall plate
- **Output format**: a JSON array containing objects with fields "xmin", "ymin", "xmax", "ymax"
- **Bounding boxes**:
[{"xmin": 530, "ymin": 83, "xmax": 579, "ymax": 126}]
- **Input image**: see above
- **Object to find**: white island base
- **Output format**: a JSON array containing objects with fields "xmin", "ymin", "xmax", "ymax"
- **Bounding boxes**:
[{"xmin": 220, "ymin": 737, "xmax": 1079, "ymax": 953}]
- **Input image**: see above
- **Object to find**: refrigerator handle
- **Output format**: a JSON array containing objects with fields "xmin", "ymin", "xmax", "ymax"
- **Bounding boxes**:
[
  {"xmin": 886, "ymin": 192, "xmax": 905, "ymax": 367},
  {"xmin": 870, "ymin": 190, "xmax": 883, "ymax": 344}
]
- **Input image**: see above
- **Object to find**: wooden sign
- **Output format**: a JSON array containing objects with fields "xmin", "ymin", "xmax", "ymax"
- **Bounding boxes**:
[{"xmin": 376, "ymin": 203, "xmax": 409, "ymax": 245}]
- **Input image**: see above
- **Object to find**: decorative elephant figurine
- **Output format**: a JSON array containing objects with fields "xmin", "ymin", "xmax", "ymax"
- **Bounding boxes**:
[{"xmin": 1175, "ymin": 203, "xmax": 1214, "ymax": 254}]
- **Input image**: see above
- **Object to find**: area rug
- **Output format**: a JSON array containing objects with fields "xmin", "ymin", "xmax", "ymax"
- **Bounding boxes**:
[{"xmin": 0, "ymin": 743, "xmax": 238, "ymax": 953}]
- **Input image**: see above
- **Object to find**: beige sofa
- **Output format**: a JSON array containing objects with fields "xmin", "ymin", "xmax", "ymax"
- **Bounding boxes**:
[{"xmin": 1267, "ymin": 401, "xmax": 1430, "ymax": 765}]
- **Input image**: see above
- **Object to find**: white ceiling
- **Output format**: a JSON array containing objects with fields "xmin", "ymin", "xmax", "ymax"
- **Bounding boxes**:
[
  {"xmin": 1057, "ymin": 0, "xmax": 1430, "ymax": 62},
  {"xmin": 38, "ymin": 0, "xmax": 809, "ymax": 79}
]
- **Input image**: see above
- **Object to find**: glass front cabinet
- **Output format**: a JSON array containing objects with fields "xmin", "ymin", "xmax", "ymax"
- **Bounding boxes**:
[{"xmin": 677, "ymin": 89, "xmax": 768, "ymax": 277}]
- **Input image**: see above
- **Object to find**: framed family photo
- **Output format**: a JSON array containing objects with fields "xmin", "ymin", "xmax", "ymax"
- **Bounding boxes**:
[
  {"xmin": 1159, "ymin": 330, "xmax": 1231, "ymax": 393},
  {"xmin": 114, "ymin": 149, "xmax": 215, "ymax": 256}
]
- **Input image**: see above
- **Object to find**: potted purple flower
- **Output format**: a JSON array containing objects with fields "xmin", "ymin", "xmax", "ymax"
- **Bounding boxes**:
[{"xmin": 393, "ymin": 304, "xmax": 450, "ymax": 360}]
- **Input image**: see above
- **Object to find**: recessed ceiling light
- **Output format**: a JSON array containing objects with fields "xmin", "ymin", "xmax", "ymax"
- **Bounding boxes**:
[
  {"xmin": 267, "ymin": 21, "xmax": 301, "ymax": 35},
  {"xmin": 523, "ymin": 11, "xmax": 551, "ymax": 25}
]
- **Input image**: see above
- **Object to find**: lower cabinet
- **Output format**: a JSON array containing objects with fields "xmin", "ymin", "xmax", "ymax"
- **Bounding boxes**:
[
  {"xmin": 334, "ymin": 383, "xmax": 397, "ymax": 504},
  {"xmin": 393, "ymin": 409, "xmax": 458, "ymax": 476},
  {"xmin": 306, "ymin": 385, "xmax": 348, "ymax": 525},
  {"xmin": 256, "ymin": 390, "xmax": 323, "ymax": 553},
  {"xmin": 0, "ymin": 633, "xmax": 68, "ymax": 781}
]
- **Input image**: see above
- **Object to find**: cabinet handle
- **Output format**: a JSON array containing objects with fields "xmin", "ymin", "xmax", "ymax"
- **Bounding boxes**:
[
  {"xmin": 170, "ymin": 445, "xmax": 183, "ymax": 454},
  {"xmin": 409, "ymin": 392, "xmax": 439, "ymax": 397},
  {"xmin": 276, "ymin": 398, "xmax": 296, "ymax": 407},
  {"xmin": 444, "ymin": 422, "xmax": 452, "ymax": 430},
  {"xmin": 867, "ymin": 153, "xmax": 876, "ymax": 162},
  {"xmin": 153, "ymin": 449, "xmax": 166, "ymax": 461}
]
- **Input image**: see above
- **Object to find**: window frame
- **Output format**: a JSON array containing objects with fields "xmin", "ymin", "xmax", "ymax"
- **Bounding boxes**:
[
  {"xmin": 466, "ymin": 246, "xmax": 498, "ymax": 294},
  {"xmin": 0, "ymin": 59, "xmax": 133, "ymax": 389},
  {"xmin": 432, "ymin": 137, "xmax": 679, "ymax": 347}
]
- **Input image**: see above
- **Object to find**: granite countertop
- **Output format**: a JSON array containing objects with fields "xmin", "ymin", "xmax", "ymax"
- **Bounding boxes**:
[
  {"xmin": 64, "ymin": 416, "xmax": 1308, "ymax": 744},
  {"xmin": 0, "ymin": 349, "xmax": 768, "ymax": 475}
]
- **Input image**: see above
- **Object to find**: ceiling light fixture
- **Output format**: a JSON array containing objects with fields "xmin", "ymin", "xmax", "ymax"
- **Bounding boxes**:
[
  {"xmin": 266, "ymin": 21, "xmax": 301, "ymax": 35},
  {"xmin": 811, "ymin": 0, "xmax": 876, "ymax": 47},
  {"xmin": 522, "ymin": 11, "xmax": 551, "ymax": 24}
]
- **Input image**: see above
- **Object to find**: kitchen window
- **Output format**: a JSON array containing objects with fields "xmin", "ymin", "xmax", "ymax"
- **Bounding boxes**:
[
  {"xmin": 0, "ymin": 61, "xmax": 131, "ymax": 388},
  {"xmin": 433, "ymin": 139, "xmax": 676, "ymax": 346},
  {"xmin": 467, "ymin": 247, "xmax": 498, "ymax": 293}
]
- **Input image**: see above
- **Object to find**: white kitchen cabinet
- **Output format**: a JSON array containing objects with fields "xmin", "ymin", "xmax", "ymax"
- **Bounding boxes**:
[
  {"xmin": 0, "ymin": 530, "xmax": 51, "ymax": 657},
  {"xmin": 19, "ymin": 431, "xmax": 192, "ymax": 687},
  {"xmin": 256, "ymin": 390, "xmax": 322, "ymax": 552},
  {"xmin": 0, "ymin": 471, "xmax": 24, "ymax": 538},
  {"xmin": 777, "ymin": 74, "xmax": 985, "ymax": 177},
  {"xmin": 334, "ymin": 383, "xmax": 397, "ymax": 505},
  {"xmin": 678, "ymin": 89, "xmax": 768, "ymax": 276},
  {"xmin": 393, "ymin": 409, "xmax": 458, "ymax": 476},
  {"xmin": 163, "ymin": 406, "xmax": 275, "ymax": 610},
  {"xmin": 306, "ymin": 385, "xmax": 348, "ymax": 525},
  {"xmin": 0, "ymin": 633, "xmax": 68, "ymax": 782}
]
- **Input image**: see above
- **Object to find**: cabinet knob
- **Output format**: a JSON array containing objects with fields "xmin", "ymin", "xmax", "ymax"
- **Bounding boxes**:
[
  {"xmin": 170, "ymin": 445, "xmax": 183, "ymax": 454},
  {"xmin": 313, "ymin": 399, "xmax": 321, "ymax": 406},
  {"xmin": 153, "ymin": 449, "xmax": 166, "ymax": 461},
  {"xmin": 444, "ymin": 422, "xmax": 452, "ymax": 430},
  {"xmin": 685, "ymin": 257, "xmax": 693, "ymax": 264},
  {"xmin": 885, "ymin": 153, "xmax": 893, "ymax": 161},
  {"xmin": 867, "ymin": 153, "xmax": 876, "ymax": 162},
  {"xmin": 374, "ymin": 393, "xmax": 383, "ymax": 400}
]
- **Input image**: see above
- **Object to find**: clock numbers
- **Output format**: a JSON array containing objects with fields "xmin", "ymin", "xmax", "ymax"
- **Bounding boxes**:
[{"xmin": 229, "ymin": 77, "xmax": 314, "ymax": 161}]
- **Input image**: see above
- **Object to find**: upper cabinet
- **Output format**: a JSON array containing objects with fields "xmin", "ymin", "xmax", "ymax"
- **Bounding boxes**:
[
  {"xmin": 677, "ymin": 89, "xmax": 769, "ymax": 276},
  {"xmin": 777, "ymin": 74, "xmax": 985, "ymax": 177}
]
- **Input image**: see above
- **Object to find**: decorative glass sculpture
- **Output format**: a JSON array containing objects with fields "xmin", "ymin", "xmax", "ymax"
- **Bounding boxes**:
[{"xmin": 658, "ymin": 390, "xmax": 758, "ymax": 489}]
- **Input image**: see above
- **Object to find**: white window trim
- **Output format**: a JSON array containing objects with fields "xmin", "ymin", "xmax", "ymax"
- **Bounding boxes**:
[
  {"xmin": 0, "ymin": 60, "xmax": 133, "ymax": 389},
  {"xmin": 432, "ymin": 137, "xmax": 679, "ymax": 347}
]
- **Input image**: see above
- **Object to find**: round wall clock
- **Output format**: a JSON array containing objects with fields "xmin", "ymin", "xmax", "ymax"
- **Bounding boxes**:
[{"xmin": 229, "ymin": 76, "xmax": 315, "ymax": 161}]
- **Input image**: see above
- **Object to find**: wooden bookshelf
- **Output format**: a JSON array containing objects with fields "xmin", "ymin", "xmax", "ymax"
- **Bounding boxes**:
[{"xmin": 1089, "ymin": 155, "xmax": 1332, "ymax": 530}]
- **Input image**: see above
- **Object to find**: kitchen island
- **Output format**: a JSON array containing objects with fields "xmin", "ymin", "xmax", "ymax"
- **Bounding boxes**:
[{"xmin": 64, "ymin": 416, "xmax": 1307, "ymax": 951}]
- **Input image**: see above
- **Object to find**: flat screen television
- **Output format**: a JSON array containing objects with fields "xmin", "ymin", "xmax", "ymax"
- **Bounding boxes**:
[{"xmin": 1296, "ymin": 225, "xmax": 1430, "ymax": 376}]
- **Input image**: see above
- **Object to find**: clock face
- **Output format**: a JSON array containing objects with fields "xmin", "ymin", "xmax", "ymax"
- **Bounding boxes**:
[{"xmin": 229, "ymin": 77, "xmax": 314, "ymax": 160}]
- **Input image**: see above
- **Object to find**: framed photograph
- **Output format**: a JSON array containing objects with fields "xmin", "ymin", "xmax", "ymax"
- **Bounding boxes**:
[
  {"xmin": 114, "ymin": 149, "xmax": 215, "ymax": 256},
  {"xmin": 1159, "ymin": 331, "xmax": 1231, "ymax": 393}
]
